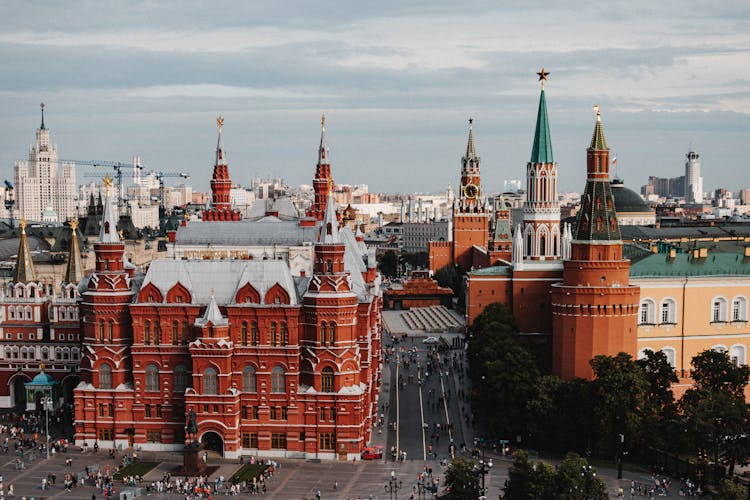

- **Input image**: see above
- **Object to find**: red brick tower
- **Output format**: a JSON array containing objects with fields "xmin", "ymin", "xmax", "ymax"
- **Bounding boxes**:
[
  {"xmin": 551, "ymin": 108, "xmax": 640, "ymax": 380},
  {"xmin": 522, "ymin": 69, "xmax": 561, "ymax": 261},
  {"xmin": 202, "ymin": 116, "xmax": 240, "ymax": 221},
  {"xmin": 308, "ymin": 114, "xmax": 334, "ymax": 222},
  {"xmin": 75, "ymin": 177, "xmax": 137, "ymax": 447},
  {"xmin": 453, "ymin": 118, "xmax": 489, "ymax": 272},
  {"xmin": 302, "ymin": 195, "xmax": 363, "ymax": 457}
]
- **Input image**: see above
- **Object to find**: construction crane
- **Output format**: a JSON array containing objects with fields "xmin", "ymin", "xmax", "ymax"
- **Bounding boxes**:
[
  {"xmin": 61, "ymin": 157, "xmax": 143, "ymax": 213},
  {"xmin": 155, "ymin": 172, "xmax": 191, "ymax": 213}
]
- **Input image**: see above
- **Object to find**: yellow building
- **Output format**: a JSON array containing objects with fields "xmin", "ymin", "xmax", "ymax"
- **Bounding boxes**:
[{"xmin": 631, "ymin": 248, "xmax": 750, "ymax": 396}]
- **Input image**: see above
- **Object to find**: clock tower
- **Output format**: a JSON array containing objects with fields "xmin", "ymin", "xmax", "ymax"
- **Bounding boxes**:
[{"xmin": 452, "ymin": 118, "xmax": 489, "ymax": 272}]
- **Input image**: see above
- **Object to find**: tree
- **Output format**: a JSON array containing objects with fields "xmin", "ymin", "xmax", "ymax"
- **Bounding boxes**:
[
  {"xmin": 378, "ymin": 250, "xmax": 399, "ymax": 278},
  {"xmin": 467, "ymin": 304, "xmax": 539, "ymax": 441},
  {"xmin": 636, "ymin": 349, "xmax": 680, "ymax": 452},
  {"xmin": 715, "ymin": 479, "xmax": 747, "ymax": 500},
  {"xmin": 502, "ymin": 452, "xmax": 607, "ymax": 500},
  {"xmin": 438, "ymin": 457, "xmax": 480, "ymax": 500},
  {"xmin": 680, "ymin": 349, "xmax": 750, "ymax": 476},
  {"xmin": 590, "ymin": 353, "xmax": 649, "ymax": 455}
]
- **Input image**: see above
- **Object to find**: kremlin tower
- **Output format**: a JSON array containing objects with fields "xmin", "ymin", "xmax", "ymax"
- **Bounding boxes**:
[
  {"xmin": 308, "ymin": 114, "xmax": 334, "ymax": 221},
  {"xmin": 521, "ymin": 69, "xmax": 561, "ymax": 261},
  {"xmin": 551, "ymin": 107, "xmax": 640, "ymax": 379},
  {"xmin": 202, "ymin": 116, "xmax": 241, "ymax": 221},
  {"xmin": 452, "ymin": 118, "xmax": 489, "ymax": 272}
]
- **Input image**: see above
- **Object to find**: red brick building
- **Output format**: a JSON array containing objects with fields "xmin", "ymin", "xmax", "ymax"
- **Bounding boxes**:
[
  {"xmin": 0, "ymin": 219, "xmax": 83, "ymax": 409},
  {"xmin": 74, "ymin": 119, "xmax": 383, "ymax": 458}
]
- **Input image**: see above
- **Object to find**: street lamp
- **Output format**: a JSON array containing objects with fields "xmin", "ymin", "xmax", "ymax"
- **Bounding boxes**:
[
  {"xmin": 475, "ymin": 457, "xmax": 493, "ymax": 498},
  {"xmin": 42, "ymin": 395, "xmax": 53, "ymax": 460},
  {"xmin": 385, "ymin": 470, "xmax": 403, "ymax": 500}
]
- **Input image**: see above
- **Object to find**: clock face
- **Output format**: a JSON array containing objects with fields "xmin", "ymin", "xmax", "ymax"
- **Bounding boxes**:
[{"xmin": 464, "ymin": 183, "xmax": 478, "ymax": 199}]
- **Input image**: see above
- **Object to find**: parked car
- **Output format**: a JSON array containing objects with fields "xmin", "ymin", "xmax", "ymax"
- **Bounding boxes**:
[
  {"xmin": 422, "ymin": 336, "xmax": 439, "ymax": 344},
  {"xmin": 361, "ymin": 445, "xmax": 384, "ymax": 460}
]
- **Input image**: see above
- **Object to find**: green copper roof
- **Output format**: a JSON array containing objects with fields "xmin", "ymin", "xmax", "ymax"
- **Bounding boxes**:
[
  {"xmin": 589, "ymin": 116, "xmax": 608, "ymax": 150},
  {"xmin": 574, "ymin": 180, "xmax": 621, "ymax": 242},
  {"xmin": 630, "ymin": 252, "xmax": 750, "ymax": 278},
  {"xmin": 530, "ymin": 89, "xmax": 554, "ymax": 164},
  {"xmin": 467, "ymin": 265, "xmax": 512, "ymax": 276},
  {"xmin": 64, "ymin": 223, "xmax": 83, "ymax": 284},
  {"xmin": 14, "ymin": 224, "xmax": 36, "ymax": 283}
]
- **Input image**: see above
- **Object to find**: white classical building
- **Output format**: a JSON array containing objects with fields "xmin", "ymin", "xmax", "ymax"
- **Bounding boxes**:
[{"xmin": 14, "ymin": 105, "xmax": 77, "ymax": 223}]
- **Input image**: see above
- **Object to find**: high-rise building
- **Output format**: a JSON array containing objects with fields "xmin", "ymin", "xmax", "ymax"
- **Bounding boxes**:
[
  {"xmin": 14, "ymin": 104, "xmax": 77, "ymax": 222},
  {"xmin": 685, "ymin": 149, "xmax": 703, "ymax": 204}
]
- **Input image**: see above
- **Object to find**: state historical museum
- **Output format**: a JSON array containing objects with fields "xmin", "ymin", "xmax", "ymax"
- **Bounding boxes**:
[{"xmin": 74, "ymin": 117, "xmax": 383, "ymax": 459}]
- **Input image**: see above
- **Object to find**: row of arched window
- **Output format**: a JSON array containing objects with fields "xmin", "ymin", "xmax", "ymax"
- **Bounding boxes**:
[
  {"xmin": 57, "ymin": 306, "xmax": 78, "ymax": 321},
  {"xmin": 7, "ymin": 306, "xmax": 34, "ymax": 320},
  {"xmin": 239, "ymin": 321, "xmax": 288, "ymax": 346},
  {"xmin": 2, "ymin": 346, "xmax": 79, "ymax": 361},
  {"xmin": 639, "ymin": 344, "xmax": 747, "ymax": 368},
  {"xmin": 143, "ymin": 320, "xmax": 190, "ymax": 346},
  {"xmin": 320, "ymin": 322, "xmax": 336, "ymax": 346},
  {"xmin": 639, "ymin": 296, "xmax": 748, "ymax": 326}
]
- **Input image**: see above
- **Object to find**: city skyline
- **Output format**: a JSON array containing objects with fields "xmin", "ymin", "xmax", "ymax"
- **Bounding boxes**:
[{"xmin": 0, "ymin": 1, "xmax": 748, "ymax": 194}]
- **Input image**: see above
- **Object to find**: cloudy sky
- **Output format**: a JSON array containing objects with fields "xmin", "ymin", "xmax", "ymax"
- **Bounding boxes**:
[{"xmin": 1, "ymin": 1, "xmax": 748, "ymax": 195}]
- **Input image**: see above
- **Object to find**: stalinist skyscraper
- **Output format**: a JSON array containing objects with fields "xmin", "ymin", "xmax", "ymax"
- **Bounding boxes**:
[{"xmin": 14, "ymin": 104, "xmax": 77, "ymax": 222}]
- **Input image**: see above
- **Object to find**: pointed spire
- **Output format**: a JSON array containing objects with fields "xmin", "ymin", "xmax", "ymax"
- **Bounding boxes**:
[
  {"xmin": 215, "ymin": 115, "xmax": 227, "ymax": 166},
  {"xmin": 530, "ymin": 85, "xmax": 554, "ymax": 164},
  {"xmin": 318, "ymin": 113, "xmax": 329, "ymax": 165},
  {"xmin": 40, "ymin": 102, "xmax": 46, "ymax": 130},
  {"xmin": 512, "ymin": 223, "xmax": 524, "ymax": 268},
  {"xmin": 465, "ymin": 117, "xmax": 477, "ymax": 159},
  {"xmin": 199, "ymin": 291, "xmax": 228, "ymax": 326},
  {"xmin": 321, "ymin": 192, "xmax": 340, "ymax": 244},
  {"xmin": 589, "ymin": 105, "xmax": 608, "ymax": 150},
  {"xmin": 14, "ymin": 219, "xmax": 36, "ymax": 283},
  {"xmin": 64, "ymin": 219, "xmax": 83, "ymax": 284},
  {"xmin": 98, "ymin": 177, "xmax": 120, "ymax": 243}
]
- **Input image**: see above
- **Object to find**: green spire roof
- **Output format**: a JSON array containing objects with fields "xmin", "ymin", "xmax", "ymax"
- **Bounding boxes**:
[
  {"xmin": 530, "ymin": 89, "xmax": 554, "ymax": 164},
  {"xmin": 589, "ymin": 112, "xmax": 608, "ymax": 150},
  {"xmin": 14, "ymin": 220, "xmax": 36, "ymax": 283},
  {"xmin": 64, "ymin": 220, "xmax": 83, "ymax": 284}
]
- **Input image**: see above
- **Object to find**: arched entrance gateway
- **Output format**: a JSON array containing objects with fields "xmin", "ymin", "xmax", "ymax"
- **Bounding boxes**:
[
  {"xmin": 11, "ymin": 375, "xmax": 29, "ymax": 409},
  {"xmin": 61, "ymin": 375, "xmax": 80, "ymax": 406},
  {"xmin": 200, "ymin": 431, "xmax": 224, "ymax": 455}
]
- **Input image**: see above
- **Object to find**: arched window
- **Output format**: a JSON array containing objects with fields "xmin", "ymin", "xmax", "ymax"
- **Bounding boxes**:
[
  {"xmin": 107, "ymin": 320, "xmax": 114, "ymax": 343},
  {"xmin": 320, "ymin": 322, "xmax": 327, "ymax": 345},
  {"xmin": 321, "ymin": 367, "xmax": 334, "ymax": 393},
  {"xmin": 145, "ymin": 364, "xmax": 159, "ymax": 392},
  {"xmin": 98, "ymin": 321, "xmax": 105, "ymax": 342},
  {"xmin": 329, "ymin": 323, "xmax": 336, "ymax": 346},
  {"xmin": 270, "ymin": 322, "xmax": 278, "ymax": 346},
  {"xmin": 526, "ymin": 233, "xmax": 532, "ymax": 257},
  {"xmin": 660, "ymin": 347, "xmax": 676, "ymax": 368},
  {"xmin": 173, "ymin": 364, "xmax": 188, "ymax": 392},
  {"xmin": 271, "ymin": 366, "xmax": 285, "ymax": 393},
  {"xmin": 100, "ymin": 364, "xmax": 112, "ymax": 390},
  {"xmin": 172, "ymin": 320, "xmax": 179, "ymax": 345},
  {"xmin": 639, "ymin": 299, "xmax": 655, "ymax": 325},
  {"xmin": 154, "ymin": 322, "xmax": 161, "ymax": 345},
  {"xmin": 730, "ymin": 345, "xmax": 747, "ymax": 366},
  {"xmin": 539, "ymin": 235, "xmax": 546, "ymax": 256},
  {"xmin": 203, "ymin": 367, "xmax": 218, "ymax": 395},
  {"xmin": 660, "ymin": 299, "xmax": 676, "ymax": 324},
  {"xmin": 732, "ymin": 297, "xmax": 748, "ymax": 322},
  {"xmin": 144, "ymin": 321, "xmax": 151, "ymax": 345},
  {"xmin": 182, "ymin": 321, "xmax": 189, "ymax": 344},
  {"xmin": 251, "ymin": 321, "xmax": 259, "ymax": 345},
  {"xmin": 280, "ymin": 321, "xmax": 288, "ymax": 346},
  {"xmin": 241, "ymin": 321, "xmax": 248, "ymax": 346},
  {"xmin": 712, "ymin": 297, "xmax": 728, "ymax": 323},
  {"xmin": 242, "ymin": 366, "xmax": 256, "ymax": 392}
]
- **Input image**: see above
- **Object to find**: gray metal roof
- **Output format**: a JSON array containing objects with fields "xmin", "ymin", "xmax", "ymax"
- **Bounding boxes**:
[
  {"xmin": 247, "ymin": 197, "xmax": 300, "ymax": 220},
  {"xmin": 175, "ymin": 220, "xmax": 319, "ymax": 246},
  {"xmin": 141, "ymin": 259, "xmax": 302, "ymax": 305}
]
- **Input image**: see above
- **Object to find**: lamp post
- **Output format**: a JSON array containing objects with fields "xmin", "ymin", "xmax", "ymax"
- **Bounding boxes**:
[
  {"xmin": 42, "ymin": 395, "xmax": 52, "ymax": 460},
  {"xmin": 617, "ymin": 432, "xmax": 624, "ymax": 479},
  {"xmin": 384, "ymin": 470, "xmax": 403, "ymax": 500},
  {"xmin": 475, "ymin": 456, "xmax": 493, "ymax": 499}
]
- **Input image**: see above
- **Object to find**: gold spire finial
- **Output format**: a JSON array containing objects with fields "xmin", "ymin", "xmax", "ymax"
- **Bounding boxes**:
[
  {"xmin": 217, "ymin": 115, "xmax": 224, "ymax": 132},
  {"xmin": 40, "ymin": 363, "xmax": 45, "ymax": 371},
  {"xmin": 118, "ymin": 229, "xmax": 124, "ymax": 240},
  {"xmin": 593, "ymin": 104, "xmax": 601, "ymax": 121},
  {"xmin": 19, "ymin": 219, "xmax": 27, "ymax": 232},
  {"xmin": 321, "ymin": 113, "xmax": 326, "ymax": 132},
  {"xmin": 103, "ymin": 176, "xmax": 114, "ymax": 196},
  {"xmin": 210, "ymin": 287, "xmax": 215, "ymax": 297},
  {"xmin": 469, "ymin": 116, "xmax": 473, "ymax": 128},
  {"xmin": 537, "ymin": 67, "xmax": 550, "ymax": 89},
  {"xmin": 68, "ymin": 219, "xmax": 78, "ymax": 231},
  {"xmin": 327, "ymin": 177, "xmax": 334, "ymax": 195}
]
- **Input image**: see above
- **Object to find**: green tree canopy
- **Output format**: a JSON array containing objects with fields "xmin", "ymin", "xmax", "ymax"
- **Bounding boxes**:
[
  {"xmin": 438, "ymin": 456, "xmax": 481, "ymax": 500},
  {"xmin": 502, "ymin": 452, "xmax": 607, "ymax": 500},
  {"xmin": 691, "ymin": 349, "xmax": 750, "ymax": 398}
]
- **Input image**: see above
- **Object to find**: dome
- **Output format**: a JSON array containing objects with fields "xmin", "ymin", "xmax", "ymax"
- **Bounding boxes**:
[
  {"xmin": 611, "ymin": 179, "xmax": 652, "ymax": 214},
  {"xmin": 29, "ymin": 371, "xmax": 57, "ymax": 386}
]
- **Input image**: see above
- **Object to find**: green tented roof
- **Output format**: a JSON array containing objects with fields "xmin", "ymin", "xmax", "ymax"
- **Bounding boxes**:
[
  {"xmin": 589, "ymin": 118, "xmax": 608, "ymax": 150},
  {"xmin": 629, "ymin": 252, "xmax": 750, "ymax": 278},
  {"xmin": 530, "ymin": 89, "xmax": 554, "ymax": 164},
  {"xmin": 467, "ymin": 265, "xmax": 512, "ymax": 276}
]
